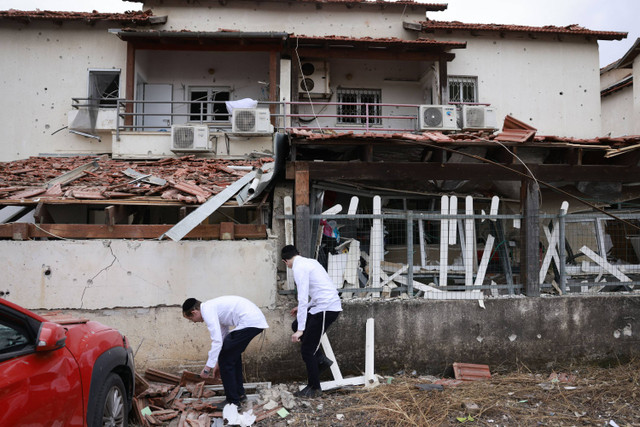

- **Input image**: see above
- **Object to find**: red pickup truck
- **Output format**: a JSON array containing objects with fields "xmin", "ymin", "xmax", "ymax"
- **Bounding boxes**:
[{"xmin": 0, "ymin": 297, "xmax": 135, "ymax": 426}]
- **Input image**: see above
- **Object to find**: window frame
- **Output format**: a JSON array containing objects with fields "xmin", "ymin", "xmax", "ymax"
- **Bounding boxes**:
[
  {"xmin": 187, "ymin": 86, "xmax": 231, "ymax": 123},
  {"xmin": 87, "ymin": 69, "xmax": 121, "ymax": 108},
  {"xmin": 336, "ymin": 88, "xmax": 382, "ymax": 126},
  {"xmin": 448, "ymin": 75, "xmax": 478, "ymax": 103}
]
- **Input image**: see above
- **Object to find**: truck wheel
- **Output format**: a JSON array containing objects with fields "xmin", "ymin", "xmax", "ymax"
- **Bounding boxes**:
[{"xmin": 89, "ymin": 373, "xmax": 128, "ymax": 427}]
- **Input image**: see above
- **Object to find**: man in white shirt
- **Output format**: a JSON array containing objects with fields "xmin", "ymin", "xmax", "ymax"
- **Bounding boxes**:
[
  {"xmin": 182, "ymin": 296, "xmax": 268, "ymax": 406},
  {"xmin": 281, "ymin": 245, "xmax": 342, "ymax": 398}
]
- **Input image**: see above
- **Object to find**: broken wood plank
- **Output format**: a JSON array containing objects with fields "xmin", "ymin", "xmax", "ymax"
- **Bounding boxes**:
[
  {"xmin": 474, "ymin": 235, "xmax": 495, "ymax": 287},
  {"xmin": 579, "ymin": 245, "xmax": 631, "ymax": 282}
]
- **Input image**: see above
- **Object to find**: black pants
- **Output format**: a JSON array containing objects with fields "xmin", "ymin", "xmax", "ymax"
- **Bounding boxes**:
[
  {"xmin": 292, "ymin": 311, "xmax": 340, "ymax": 389},
  {"xmin": 218, "ymin": 327, "xmax": 264, "ymax": 404}
]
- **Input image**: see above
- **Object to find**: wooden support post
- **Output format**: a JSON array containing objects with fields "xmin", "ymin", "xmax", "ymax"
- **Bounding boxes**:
[
  {"xmin": 178, "ymin": 206, "xmax": 188, "ymax": 221},
  {"xmin": 34, "ymin": 202, "xmax": 53, "ymax": 225},
  {"xmin": 438, "ymin": 59, "xmax": 449, "ymax": 104},
  {"xmin": 125, "ymin": 42, "xmax": 135, "ymax": 127},
  {"xmin": 521, "ymin": 180, "xmax": 540, "ymax": 296},
  {"xmin": 295, "ymin": 164, "xmax": 312, "ymax": 257}
]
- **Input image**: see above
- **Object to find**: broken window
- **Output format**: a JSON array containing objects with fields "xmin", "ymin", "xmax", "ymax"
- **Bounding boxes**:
[
  {"xmin": 448, "ymin": 76, "xmax": 477, "ymax": 103},
  {"xmin": 88, "ymin": 70, "xmax": 120, "ymax": 107},
  {"xmin": 337, "ymin": 88, "xmax": 382, "ymax": 125},
  {"xmin": 189, "ymin": 87, "xmax": 230, "ymax": 122}
]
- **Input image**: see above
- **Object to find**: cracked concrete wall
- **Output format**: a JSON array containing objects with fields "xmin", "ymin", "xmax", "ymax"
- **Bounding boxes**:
[
  {"xmin": 31, "ymin": 295, "xmax": 640, "ymax": 379},
  {"xmin": 1, "ymin": 239, "xmax": 278, "ymax": 310}
]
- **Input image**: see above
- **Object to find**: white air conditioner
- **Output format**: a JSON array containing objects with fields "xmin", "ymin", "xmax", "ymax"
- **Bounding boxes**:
[
  {"xmin": 460, "ymin": 105, "xmax": 498, "ymax": 130},
  {"xmin": 418, "ymin": 105, "xmax": 458, "ymax": 131},
  {"xmin": 171, "ymin": 125, "xmax": 211, "ymax": 152},
  {"xmin": 298, "ymin": 61, "xmax": 330, "ymax": 98},
  {"xmin": 231, "ymin": 108, "xmax": 274, "ymax": 134}
]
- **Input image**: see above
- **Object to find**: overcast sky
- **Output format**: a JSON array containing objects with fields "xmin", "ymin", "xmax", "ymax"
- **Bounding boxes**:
[{"xmin": 0, "ymin": 0, "xmax": 636, "ymax": 67}]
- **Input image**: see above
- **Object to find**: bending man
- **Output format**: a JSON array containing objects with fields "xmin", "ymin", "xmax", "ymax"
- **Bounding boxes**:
[
  {"xmin": 182, "ymin": 296, "xmax": 268, "ymax": 407},
  {"xmin": 281, "ymin": 244, "xmax": 342, "ymax": 398}
]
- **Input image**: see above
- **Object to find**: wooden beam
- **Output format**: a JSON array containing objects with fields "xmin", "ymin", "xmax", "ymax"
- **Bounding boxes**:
[
  {"xmin": 34, "ymin": 202, "xmax": 53, "ymax": 224},
  {"xmin": 126, "ymin": 42, "xmax": 135, "ymax": 126},
  {"xmin": 0, "ymin": 223, "xmax": 266, "ymax": 240},
  {"xmin": 291, "ymin": 48, "xmax": 454, "ymax": 62},
  {"xmin": 438, "ymin": 59, "xmax": 448, "ymax": 104},
  {"xmin": 294, "ymin": 161, "xmax": 640, "ymax": 182},
  {"xmin": 294, "ymin": 164, "xmax": 310, "ymax": 207}
]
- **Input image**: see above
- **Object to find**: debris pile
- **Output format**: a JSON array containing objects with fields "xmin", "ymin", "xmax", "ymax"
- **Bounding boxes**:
[
  {"xmin": 0, "ymin": 155, "xmax": 273, "ymax": 204},
  {"xmin": 253, "ymin": 359, "xmax": 640, "ymax": 426},
  {"xmin": 133, "ymin": 368, "xmax": 294, "ymax": 426}
]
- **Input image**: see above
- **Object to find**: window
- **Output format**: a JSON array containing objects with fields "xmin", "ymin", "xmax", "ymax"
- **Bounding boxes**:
[
  {"xmin": 88, "ymin": 70, "xmax": 120, "ymax": 107},
  {"xmin": 189, "ymin": 87, "xmax": 230, "ymax": 122},
  {"xmin": 448, "ymin": 76, "xmax": 477, "ymax": 103},
  {"xmin": 337, "ymin": 88, "xmax": 382, "ymax": 125}
]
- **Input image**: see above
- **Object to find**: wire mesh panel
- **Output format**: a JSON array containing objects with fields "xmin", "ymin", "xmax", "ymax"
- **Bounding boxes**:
[
  {"xmin": 294, "ymin": 194, "xmax": 526, "ymax": 300},
  {"xmin": 540, "ymin": 212, "xmax": 640, "ymax": 294}
]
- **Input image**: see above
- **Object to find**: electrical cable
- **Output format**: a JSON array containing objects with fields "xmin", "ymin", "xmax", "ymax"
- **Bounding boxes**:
[{"xmin": 404, "ymin": 138, "xmax": 640, "ymax": 232}]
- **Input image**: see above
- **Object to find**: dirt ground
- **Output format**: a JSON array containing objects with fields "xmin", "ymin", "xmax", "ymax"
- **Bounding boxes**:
[{"xmin": 255, "ymin": 359, "xmax": 640, "ymax": 426}]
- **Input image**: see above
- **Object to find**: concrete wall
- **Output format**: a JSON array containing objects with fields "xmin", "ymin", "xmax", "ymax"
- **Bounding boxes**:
[
  {"xmin": 0, "ymin": 21, "xmax": 125, "ymax": 161},
  {"xmin": 42, "ymin": 295, "xmax": 640, "ymax": 379},
  {"xmin": 1, "ymin": 239, "xmax": 278, "ymax": 310},
  {"xmin": 434, "ymin": 31, "xmax": 602, "ymax": 138},
  {"xmin": 602, "ymin": 86, "xmax": 634, "ymax": 137},
  {"xmin": 145, "ymin": 0, "xmax": 426, "ymax": 38}
]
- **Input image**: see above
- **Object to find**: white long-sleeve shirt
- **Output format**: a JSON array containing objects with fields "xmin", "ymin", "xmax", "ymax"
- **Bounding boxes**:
[
  {"xmin": 292, "ymin": 255, "xmax": 342, "ymax": 331},
  {"xmin": 200, "ymin": 295, "xmax": 268, "ymax": 368}
]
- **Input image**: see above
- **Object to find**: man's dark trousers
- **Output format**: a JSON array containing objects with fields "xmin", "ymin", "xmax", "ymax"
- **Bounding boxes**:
[
  {"xmin": 292, "ymin": 311, "xmax": 340, "ymax": 389},
  {"xmin": 218, "ymin": 327, "xmax": 263, "ymax": 404}
]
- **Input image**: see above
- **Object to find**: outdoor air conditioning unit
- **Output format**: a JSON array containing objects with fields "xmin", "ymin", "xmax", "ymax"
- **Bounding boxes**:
[
  {"xmin": 418, "ymin": 105, "xmax": 458, "ymax": 131},
  {"xmin": 171, "ymin": 125, "xmax": 211, "ymax": 152},
  {"xmin": 298, "ymin": 61, "xmax": 330, "ymax": 98},
  {"xmin": 460, "ymin": 105, "xmax": 498, "ymax": 130},
  {"xmin": 231, "ymin": 108, "xmax": 274, "ymax": 134}
]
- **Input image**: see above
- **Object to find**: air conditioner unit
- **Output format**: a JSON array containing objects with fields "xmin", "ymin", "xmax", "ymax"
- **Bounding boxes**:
[
  {"xmin": 418, "ymin": 105, "xmax": 458, "ymax": 131},
  {"xmin": 231, "ymin": 108, "xmax": 274, "ymax": 134},
  {"xmin": 460, "ymin": 105, "xmax": 498, "ymax": 130},
  {"xmin": 171, "ymin": 125, "xmax": 211, "ymax": 152},
  {"xmin": 298, "ymin": 61, "xmax": 330, "ymax": 98}
]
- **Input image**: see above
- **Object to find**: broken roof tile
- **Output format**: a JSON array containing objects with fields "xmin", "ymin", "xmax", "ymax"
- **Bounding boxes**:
[
  {"xmin": 495, "ymin": 129, "xmax": 537, "ymax": 143},
  {"xmin": 421, "ymin": 20, "xmax": 627, "ymax": 41},
  {"xmin": 0, "ymin": 155, "xmax": 272, "ymax": 204},
  {"xmin": 0, "ymin": 9, "xmax": 161, "ymax": 24}
]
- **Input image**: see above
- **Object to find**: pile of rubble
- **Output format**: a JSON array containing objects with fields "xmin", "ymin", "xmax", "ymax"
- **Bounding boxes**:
[
  {"xmin": 133, "ymin": 368, "xmax": 299, "ymax": 426},
  {"xmin": 0, "ymin": 155, "xmax": 273, "ymax": 203}
]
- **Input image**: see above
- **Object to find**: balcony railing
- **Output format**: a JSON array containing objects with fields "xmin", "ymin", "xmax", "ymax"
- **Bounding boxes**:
[{"xmin": 67, "ymin": 99, "xmax": 470, "ymax": 139}]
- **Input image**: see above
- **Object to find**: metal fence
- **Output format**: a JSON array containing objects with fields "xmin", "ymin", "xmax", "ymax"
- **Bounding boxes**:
[{"xmin": 282, "ymin": 196, "xmax": 640, "ymax": 300}]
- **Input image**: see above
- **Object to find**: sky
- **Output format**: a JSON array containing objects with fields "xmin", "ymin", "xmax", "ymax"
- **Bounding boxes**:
[{"xmin": 0, "ymin": 0, "xmax": 637, "ymax": 67}]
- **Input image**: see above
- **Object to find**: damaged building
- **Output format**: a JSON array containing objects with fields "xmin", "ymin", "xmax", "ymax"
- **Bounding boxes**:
[{"xmin": 0, "ymin": 0, "xmax": 639, "ymax": 384}]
